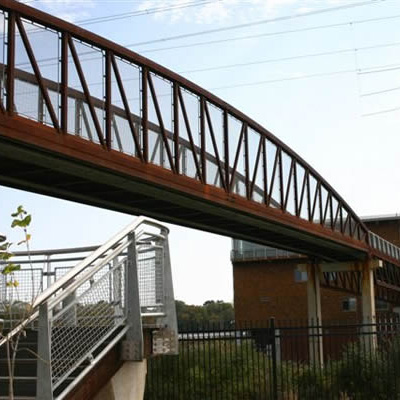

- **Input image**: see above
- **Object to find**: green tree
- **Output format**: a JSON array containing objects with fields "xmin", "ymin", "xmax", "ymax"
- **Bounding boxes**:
[
  {"xmin": 0, "ymin": 206, "xmax": 34, "ymax": 400},
  {"xmin": 176, "ymin": 299, "xmax": 234, "ymax": 327}
]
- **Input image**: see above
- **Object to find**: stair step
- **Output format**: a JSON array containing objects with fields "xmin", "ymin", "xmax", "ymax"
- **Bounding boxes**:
[
  {"xmin": 0, "ymin": 377, "xmax": 36, "ymax": 397},
  {"xmin": 0, "ymin": 397, "xmax": 35, "ymax": 400},
  {"xmin": 0, "ymin": 359, "xmax": 37, "ymax": 376},
  {"xmin": 0, "ymin": 344, "xmax": 38, "ymax": 359}
]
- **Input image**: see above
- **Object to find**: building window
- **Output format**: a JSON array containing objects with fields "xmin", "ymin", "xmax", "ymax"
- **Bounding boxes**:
[
  {"xmin": 294, "ymin": 270, "xmax": 308, "ymax": 282},
  {"xmin": 342, "ymin": 297, "xmax": 357, "ymax": 312},
  {"xmin": 376, "ymin": 300, "xmax": 389, "ymax": 311}
]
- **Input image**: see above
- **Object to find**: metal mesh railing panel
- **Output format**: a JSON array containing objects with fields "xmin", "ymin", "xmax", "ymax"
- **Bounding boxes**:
[
  {"xmin": 137, "ymin": 244, "xmax": 164, "ymax": 308},
  {"xmin": 0, "ymin": 268, "xmax": 43, "ymax": 303},
  {"xmin": 50, "ymin": 260, "xmax": 126, "ymax": 388}
]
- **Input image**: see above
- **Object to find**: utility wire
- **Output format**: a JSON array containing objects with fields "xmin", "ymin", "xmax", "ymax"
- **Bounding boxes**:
[
  {"xmin": 359, "ymin": 65, "xmax": 400, "ymax": 75},
  {"xmin": 126, "ymin": 0, "xmax": 388, "ymax": 48},
  {"xmin": 208, "ymin": 67, "xmax": 377, "ymax": 92},
  {"xmin": 72, "ymin": 0, "xmax": 219, "ymax": 26},
  {"xmin": 138, "ymin": 14, "xmax": 400, "ymax": 54},
  {"xmin": 98, "ymin": 62, "xmax": 400, "ymax": 105},
  {"xmin": 11, "ymin": 0, "xmax": 219, "ymax": 37},
  {"xmin": 363, "ymin": 106, "xmax": 400, "ymax": 116},
  {"xmin": 178, "ymin": 41, "xmax": 400, "ymax": 75},
  {"xmin": 16, "ymin": 39, "xmax": 400, "ymax": 78},
  {"xmin": 361, "ymin": 86, "xmax": 400, "ymax": 97}
]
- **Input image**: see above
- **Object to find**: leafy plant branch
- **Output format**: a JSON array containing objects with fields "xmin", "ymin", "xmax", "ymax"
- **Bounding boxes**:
[{"xmin": 0, "ymin": 205, "xmax": 34, "ymax": 400}]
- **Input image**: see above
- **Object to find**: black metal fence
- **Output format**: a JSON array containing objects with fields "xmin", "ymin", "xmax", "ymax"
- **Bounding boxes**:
[{"xmin": 145, "ymin": 317, "xmax": 400, "ymax": 400}]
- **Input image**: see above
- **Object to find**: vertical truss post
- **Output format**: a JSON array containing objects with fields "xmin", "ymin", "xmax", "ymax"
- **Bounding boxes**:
[
  {"xmin": 36, "ymin": 303, "xmax": 53, "ymax": 400},
  {"xmin": 244, "ymin": 123, "xmax": 250, "ymax": 200},
  {"xmin": 307, "ymin": 263, "xmax": 323, "ymax": 366},
  {"xmin": 223, "ymin": 110, "xmax": 229, "ymax": 193},
  {"xmin": 105, "ymin": 50, "xmax": 112, "ymax": 150},
  {"xmin": 173, "ymin": 82, "xmax": 180, "ymax": 174},
  {"xmin": 361, "ymin": 259, "xmax": 377, "ymax": 351},
  {"xmin": 142, "ymin": 67, "xmax": 148, "ymax": 163},
  {"xmin": 6, "ymin": 11, "xmax": 15, "ymax": 115},
  {"xmin": 122, "ymin": 232, "xmax": 143, "ymax": 361},
  {"xmin": 60, "ymin": 32, "xmax": 68, "ymax": 133},
  {"xmin": 200, "ymin": 97, "xmax": 206, "ymax": 184}
]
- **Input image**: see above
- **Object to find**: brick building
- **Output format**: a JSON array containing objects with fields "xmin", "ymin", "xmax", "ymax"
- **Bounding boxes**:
[{"xmin": 232, "ymin": 215, "xmax": 400, "ymax": 324}]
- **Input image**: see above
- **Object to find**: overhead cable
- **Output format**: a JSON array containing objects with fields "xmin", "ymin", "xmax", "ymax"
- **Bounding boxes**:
[
  {"xmin": 126, "ymin": 0, "xmax": 388, "ymax": 48},
  {"xmin": 137, "ymin": 14, "xmax": 400, "ymax": 54}
]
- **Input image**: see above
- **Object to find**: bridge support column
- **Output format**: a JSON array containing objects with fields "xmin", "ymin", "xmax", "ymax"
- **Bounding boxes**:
[
  {"xmin": 121, "ymin": 232, "xmax": 144, "ymax": 361},
  {"xmin": 361, "ymin": 259, "xmax": 377, "ymax": 351},
  {"xmin": 93, "ymin": 360, "xmax": 147, "ymax": 400},
  {"xmin": 306, "ymin": 263, "xmax": 323, "ymax": 366}
]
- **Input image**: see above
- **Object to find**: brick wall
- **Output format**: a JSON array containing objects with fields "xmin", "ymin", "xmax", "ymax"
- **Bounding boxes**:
[{"xmin": 233, "ymin": 261, "xmax": 382, "ymax": 323}]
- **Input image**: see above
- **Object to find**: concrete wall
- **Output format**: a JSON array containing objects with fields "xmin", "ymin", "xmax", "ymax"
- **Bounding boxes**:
[{"xmin": 94, "ymin": 360, "xmax": 147, "ymax": 400}]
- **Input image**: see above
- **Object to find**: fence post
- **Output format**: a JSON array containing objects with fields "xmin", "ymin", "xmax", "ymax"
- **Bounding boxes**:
[
  {"xmin": 270, "ymin": 317, "xmax": 278, "ymax": 400},
  {"xmin": 36, "ymin": 302, "xmax": 53, "ymax": 400},
  {"xmin": 121, "ymin": 232, "xmax": 143, "ymax": 361}
]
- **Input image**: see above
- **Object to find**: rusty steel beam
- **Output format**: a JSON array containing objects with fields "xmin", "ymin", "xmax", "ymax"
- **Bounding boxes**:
[
  {"xmin": 1, "ymin": 0, "xmax": 398, "ymax": 265},
  {"xmin": 6, "ymin": 10, "xmax": 15, "ymax": 115}
]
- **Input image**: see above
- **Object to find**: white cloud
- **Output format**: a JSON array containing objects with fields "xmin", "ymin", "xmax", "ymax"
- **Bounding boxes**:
[
  {"xmin": 136, "ymin": 0, "xmax": 304, "ymax": 25},
  {"xmin": 36, "ymin": 0, "xmax": 95, "ymax": 23}
]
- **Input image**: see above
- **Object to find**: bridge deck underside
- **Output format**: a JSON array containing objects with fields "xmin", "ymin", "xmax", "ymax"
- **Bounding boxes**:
[
  {"xmin": 1, "ymin": 0, "xmax": 399, "ymax": 266},
  {"xmin": 0, "ymin": 122, "xmax": 366, "ymax": 263}
]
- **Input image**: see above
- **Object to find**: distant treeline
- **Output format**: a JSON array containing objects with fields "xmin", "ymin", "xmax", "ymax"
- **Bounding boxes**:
[{"xmin": 175, "ymin": 300, "xmax": 234, "ymax": 326}]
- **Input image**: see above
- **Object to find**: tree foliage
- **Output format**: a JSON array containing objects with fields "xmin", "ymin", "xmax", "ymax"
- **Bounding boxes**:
[{"xmin": 175, "ymin": 300, "xmax": 234, "ymax": 325}]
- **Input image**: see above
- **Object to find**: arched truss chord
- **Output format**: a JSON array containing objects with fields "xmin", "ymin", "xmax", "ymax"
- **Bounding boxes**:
[{"xmin": 0, "ymin": 0, "xmax": 398, "ymax": 265}]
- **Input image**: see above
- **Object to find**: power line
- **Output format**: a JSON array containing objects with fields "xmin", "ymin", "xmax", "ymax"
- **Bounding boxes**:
[
  {"xmin": 74, "ymin": 0, "xmax": 219, "ymax": 26},
  {"xmin": 359, "ymin": 64, "xmax": 400, "ymax": 75},
  {"xmin": 99, "ymin": 62, "xmax": 400, "ymax": 106},
  {"xmin": 363, "ymin": 106, "xmax": 400, "ymax": 116},
  {"xmin": 126, "ymin": 0, "xmax": 388, "ymax": 48},
  {"xmin": 138, "ymin": 14, "xmax": 400, "ymax": 54},
  {"xmin": 17, "ymin": 38, "xmax": 400, "ymax": 80},
  {"xmin": 178, "ymin": 41, "xmax": 400, "ymax": 75},
  {"xmin": 12, "ymin": 0, "xmax": 219, "ymax": 38},
  {"xmin": 361, "ymin": 86, "xmax": 400, "ymax": 97}
]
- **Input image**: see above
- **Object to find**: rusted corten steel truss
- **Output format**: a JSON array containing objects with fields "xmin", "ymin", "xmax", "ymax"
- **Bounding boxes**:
[
  {"xmin": 0, "ymin": 0, "xmax": 398, "ymax": 265},
  {"xmin": 319, "ymin": 263, "xmax": 400, "ymax": 305}
]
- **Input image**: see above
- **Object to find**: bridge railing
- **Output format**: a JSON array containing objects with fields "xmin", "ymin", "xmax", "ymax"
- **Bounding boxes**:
[
  {"xmin": 0, "ymin": 0, "xmax": 369, "ymax": 246},
  {"xmin": 369, "ymin": 231, "xmax": 400, "ymax": 263},
  {"xmin": 0, "ymin": 216, "xmax": 178, "ymax": 399},
  {"xmin": 0, "ymin": 242, "xmax": 169, "ymax": 317}
]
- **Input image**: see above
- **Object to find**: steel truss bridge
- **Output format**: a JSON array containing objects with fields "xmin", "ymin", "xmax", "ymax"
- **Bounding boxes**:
[{"xmin": 0, "ymin": 0, "xmax": 399, "ymax": 299}]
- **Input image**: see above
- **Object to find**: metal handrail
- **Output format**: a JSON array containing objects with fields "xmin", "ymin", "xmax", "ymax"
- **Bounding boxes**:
[
  {"xmin": 369, "ymin": 231, "xmax": 400, "ymax": 263},
  {"xmin": 0, "ymin": 216, "xmax": 168, "ymax": 348},
  {"xmin": 32, "ymin": 216, "xmax": 167, "ymax": 308}
]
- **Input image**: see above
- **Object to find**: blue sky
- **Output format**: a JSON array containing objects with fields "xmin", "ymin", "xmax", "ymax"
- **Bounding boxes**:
[{"xmin": 1, "ymin": 0, "xmax": 400, "ymax": 304}]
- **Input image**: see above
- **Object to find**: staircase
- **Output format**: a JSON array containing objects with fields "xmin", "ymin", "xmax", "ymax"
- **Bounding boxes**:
[
  {"xmin": 0, "ymin": 217, "xmax": 178, "ymax": 399},
  {"xmin": 0, "ymin": 328, "xmax": 37, "ymax": 399}
]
